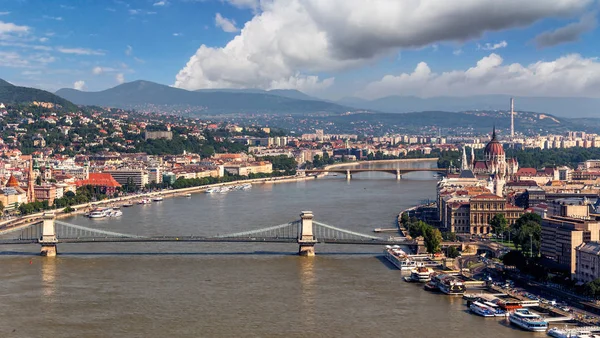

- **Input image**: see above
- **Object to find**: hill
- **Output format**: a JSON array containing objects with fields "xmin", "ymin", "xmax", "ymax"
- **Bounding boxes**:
[
  {"xmin": 56, "ymin": 80, "xmax": 349, "ymax": 114},
  {"xmin": 0, "ymin": 78, "xmax": 77, "ymax": 111},
  {"xmin": 338, "ymin": 95, "xmax": 600, "ymax": 118},
  {"xmin": 320, "ymin": 110, "xmax": 591, "ymax": 135}
]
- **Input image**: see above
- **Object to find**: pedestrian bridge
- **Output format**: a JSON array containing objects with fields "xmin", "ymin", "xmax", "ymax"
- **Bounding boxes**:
[
  {"xmin": 302, "ymin": 168, "xmax": 448, "ymax": 180},
  {"xmin": 0, "ymin": 211, "xmax": 414, "ymax": 256}
]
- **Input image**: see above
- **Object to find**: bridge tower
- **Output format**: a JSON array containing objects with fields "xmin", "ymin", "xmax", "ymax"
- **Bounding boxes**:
[
  {"xmin": 298, "ymin": 211, "xmax": 317, "ymax": 256},
  {"xmin": 39, "ymin": 212, "xmax": 57, "ymax": 257},
  {"xmin": 345, "ymin": 170, "xmax": 351, "ymax": 180},
  {"xmin": 395, "ymin": 169, "xmax": 401, "ymax": 180}
]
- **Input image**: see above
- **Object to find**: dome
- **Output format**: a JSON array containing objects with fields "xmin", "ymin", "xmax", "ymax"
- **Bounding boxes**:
[
  {"xmin": 6, "ymin": 174, "xmax": 19, "ymax": 187},
  {"xmin": 484, "ymin": 127, "xmax": 505, "ymax": 157}
]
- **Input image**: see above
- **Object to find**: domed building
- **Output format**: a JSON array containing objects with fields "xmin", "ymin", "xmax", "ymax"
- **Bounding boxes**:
[{"xmin": 470, "ymin": 127, "xmax": 518, "ymax": 196}]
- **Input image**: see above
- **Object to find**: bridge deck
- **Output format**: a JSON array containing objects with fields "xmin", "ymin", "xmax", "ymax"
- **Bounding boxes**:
[{"xmin": 0, "ymin": 237, "xmax": 413, "ymax": 245}]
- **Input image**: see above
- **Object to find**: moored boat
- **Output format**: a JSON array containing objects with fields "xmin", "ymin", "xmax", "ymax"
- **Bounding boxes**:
[
  {"xmin": 184, "ymin": 193, "xmax": 192, "ymax": 197},
  {"xmin": 122, "ymin": 202, "xmax": 134, "ymax": 207},
  {"xmin": 88, "ymin": 208, "xmax": 109, "ymax": 218},
  {"xmin": 384, "ymin": 245, "xmax": 418, "ymax": 270},
  {"xmin": 433, "ymin": 274, "xmax": 466, "ymax": 295},
  {"xmin": 508, "ymin": 309, "xmax": 548, "ymax": 332},
  {"xmin": 138, "ymin": 198, "xmax": 151, "ymax": 205},
  {"xmin": 152, "ymin": 196, "xmax": 164, "ymax": 202},
  {"xmin": 469, "ymin": 301, "xmax": 496, "ymax": 317}
]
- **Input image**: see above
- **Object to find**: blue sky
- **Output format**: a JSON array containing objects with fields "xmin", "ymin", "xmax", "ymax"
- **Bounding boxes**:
[{"xmin": 1, "ymin": 0, "xmax": 599, "ymax": 100}]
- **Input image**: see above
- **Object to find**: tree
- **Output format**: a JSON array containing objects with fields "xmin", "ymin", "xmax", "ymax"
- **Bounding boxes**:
[
  {"xmin": 489, "ymin": 214, "xmax": 508, "ymax": 237},
  {"xmin": 446, "ymin": 246, "xmax": 461, "ymax": 258},
  {"xmin": 501, "ymin": 250, "xmax": 526, "ymax": 270},
  {"xmin": 400, "ymin": 213, "xmax": 409, "ymax": 225},
  {"xmin": 424, "ymin": 227, "xmax": 442, "ymax": 254},
  {"xmin": 516, "ymin": 221, "xmax": 542, "ymax": 257},
  {"xmin": 584, "ymin": 279, "xmax": 600, "ymax": 299}
]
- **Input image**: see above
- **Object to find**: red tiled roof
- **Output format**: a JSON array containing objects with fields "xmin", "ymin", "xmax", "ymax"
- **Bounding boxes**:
[
  {"xmin": 516, "ymin": 168, "xmax": 537, "ymax": 176},
  {"xmin": 75, "ymin": 173, "xmax": 121, "ymax": 188},
  {"xmin": 472, "ymin": 193, "xmax": 504, "ymax": 199}
]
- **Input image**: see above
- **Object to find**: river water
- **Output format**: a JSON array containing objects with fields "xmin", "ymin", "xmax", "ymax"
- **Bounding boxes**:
[{"xmin": 0, "ymin": 160, "xmax": 540, "ymax": 337}]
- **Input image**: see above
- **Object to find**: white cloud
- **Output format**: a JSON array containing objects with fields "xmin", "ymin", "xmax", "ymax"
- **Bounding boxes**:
[
  {"xmin": 0, "ymin": 20, "xmax": 29, "ymax": 35},
  {"xmin": 153, "ymin": 1, "xmax": 168, "ymax": 6},
  {"xmin": 134, "ymin": 57, "xmax": 145, "ymax": 63},
  {"xmin": 0, "ymin": 51, "xmax": 29, "ymax": 67},
  {"xmin": 129, "ymin": 9, "xmax": 140, "ymax": 15},
  {"xmin": 175, "ymin": 0, "xmax": 591, "ymax": 92},
  {"xmin": 478, "ymin": 40, "xmax": 508, "ymax": 51},
  {"xmin": 93, "ymin": 66, "xmax": 119, "ymax": 75},
  {"xmin": 223, "ymin": 0, "xmax": 259, "ymax": 11},
  {"xmin": 125, "ymin": 45, "xmax": 133, "ymax": 56},
  {"xmin": 116, "ymin": 73, "xmax": 125, "ymax": 84},
  {"xmin": 173, "ymin": 32, "xmax": 182, "ymax": 36},
  {"xmin": 42, "ymin": 15, "xmax": 63, "ymax": 21},
  {"xmin": 453, "ymin": 49, "xmax": 463, "ymax": 56},
  {"xmin": 60, "ymin": 5, "xmax": 75, "ymax": 10},
  {"xmin": 360, "ymin": 53, "xmax": 600, "ymax": 99},
  {"xmin": 73, "ymin": 80, "xmax": 86, "ymax": 90},
  {"xmin": 57, "ymin": 47, "xmax": 104, "ymax": 55},
  {"xmin": 39, "ymin": 37, "xmax": 49, "ymax": 43},
  {"xmin": 0, "ymin": 12, "xmax": 10, "ymax": 15},
  {"xmin": 215, "ymin": 13, "xmax": 239, "ymax": 33}
]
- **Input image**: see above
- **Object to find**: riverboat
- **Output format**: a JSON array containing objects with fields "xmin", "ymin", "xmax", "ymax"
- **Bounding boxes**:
[
  {"xmin": 548, "ymin": 326, "xmax": 600, "ymax": 338},
  {"xmin": 508, "ymin": 309, "xmax": 548, "ymax": 332},
  {"xmin": 88, "ymin": 208, "xmax": 109, "ymax": 218},
  {"xmin": 138, "ymin": 198, "xmax": 151, "ymax": 205},
  {"xmin": 107, "ymin": 208, "xmax": 123, "ymax": 217},
  {"xmin": 469, "ymin": 301, "xmax": 496, "ymax": 317},
  {"xmin": 406, "ymin": 266, "xmax": 433, "ymax": 283},
  {"xmin": 433, "ymin": 274, "xmax": 466, "ymax": 295},
  {"xmin": 423, "ymin": 280, "xmax": 439, "ymax": 292},
  {"xmin": 384, "ymin": 245, "xmax": 418, "ymax": 270},
  {"xmin": 184, "ymin": 193, "xmax": 192, "ymax": 198},
  {"xmin": 122, "ymin": 202, "xmax": 134, "ymax": 207},
  {"xmin": 152, "ymin": 196, "xmax": 164, "ymax": 202}
]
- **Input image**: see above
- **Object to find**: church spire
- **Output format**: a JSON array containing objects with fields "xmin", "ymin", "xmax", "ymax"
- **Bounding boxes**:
[
  {"xmin": 492, "ymin": 125, "xmax": 497, "ymax": 141},
  {"xmin": 27, "ymin": 158, "xmax": 35, "ymax": 203}
]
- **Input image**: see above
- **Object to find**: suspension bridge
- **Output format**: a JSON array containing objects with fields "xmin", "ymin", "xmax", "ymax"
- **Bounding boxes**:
[{"xmin": 0, "ymin": 211, "xmax": 413, "ymax": 256}]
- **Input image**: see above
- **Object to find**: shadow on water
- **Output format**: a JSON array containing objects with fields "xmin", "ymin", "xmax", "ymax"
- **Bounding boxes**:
[{"xmin": 375, "ymin": 255, "xmax": 398, "ymax": 270}]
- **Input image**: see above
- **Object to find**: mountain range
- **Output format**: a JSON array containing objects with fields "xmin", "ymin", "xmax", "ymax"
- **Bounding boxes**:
[
  {"xmin": 0, "ymin": 79, "xmax": 77, "ymax": 111},
  {"xmin": 53, "ymin": 79, "xmax": 599, "ymax": 118},
  {"xmin": 337, "ymin": 95, "xmax": 600, "ymax": 118},
  {"xmin": 56, "ymin": 81, "xmax": 351, "ymax": 114}
]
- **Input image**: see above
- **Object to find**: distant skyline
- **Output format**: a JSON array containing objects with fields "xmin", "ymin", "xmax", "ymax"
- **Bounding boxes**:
[{"xmin": 1, "ymin": 0, "xmax": 600, "ymax": 100}]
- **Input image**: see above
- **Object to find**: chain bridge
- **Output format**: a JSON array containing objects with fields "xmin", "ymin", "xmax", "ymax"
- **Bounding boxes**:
[{"xmin": 0, "ymin": 211, "xmax": 413, "ymax": 256}]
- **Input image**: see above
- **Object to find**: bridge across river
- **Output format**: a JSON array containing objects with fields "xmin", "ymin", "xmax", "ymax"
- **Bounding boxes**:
[
  {"xmin": 302, "ymin": 168, "xmax": 448, "ymax": 180},
  {"xmin": 0, "ymin": 211, "xmax": 415, "ymax": 256}
]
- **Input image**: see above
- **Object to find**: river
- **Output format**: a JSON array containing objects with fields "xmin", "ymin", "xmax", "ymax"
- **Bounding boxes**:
[{"xmin": 0, "ymin": 160, "xmax": 540, "ymax": 337}]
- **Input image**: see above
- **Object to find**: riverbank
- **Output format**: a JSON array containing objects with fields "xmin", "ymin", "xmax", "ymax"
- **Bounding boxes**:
[{"xmin": 0, "ymin": 174, "xmax": 317, "ymax": 228}]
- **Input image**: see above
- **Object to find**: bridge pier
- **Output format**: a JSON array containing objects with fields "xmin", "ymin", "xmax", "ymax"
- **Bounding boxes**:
[
  {"xmin": 345, "ymin": 170, "xmax": 351, "ymax": 180},
  {"xmin": 39, "ymin": 212, "xmax": 57, "ymax": 257},
  {"xmin": 298, "ymin": 211, "xmax": 317, "ymax": 256},
  {"xmin": 396, "ymin": 169, "xmax": 401, "ymax": 180}
]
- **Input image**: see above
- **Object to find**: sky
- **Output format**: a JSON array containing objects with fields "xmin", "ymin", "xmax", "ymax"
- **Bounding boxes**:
[{"xmin": 1, "ymin": 0, "xmax": 600, "ymax": 100}]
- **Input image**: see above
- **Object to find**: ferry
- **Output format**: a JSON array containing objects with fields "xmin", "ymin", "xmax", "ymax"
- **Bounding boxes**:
[
  {"xmin": 508, "ymin": 309, "xmax": 548, "ymax": 332},
  {"xmin": 384, "ymin": 245, "xmax": 418, "ymax": 270},
  {"xmin": 424, "ymin": 280, "xmax": 440, "ymax": 292},
  {"xmin": 469, "ymin": 301, "xmax": 496, "ymax": 317},
  {"xmin": 405, "ymin": 266, "xmax": 433, "ymax": 283},
  {"xmin": 88, "ymin": 208, "xmax": 108, "ymax": 218},
  {"xmin": 152, "ymin": 196, "xmax": 164, "ymax": 202},
  {"xmin": 548, "ymin": 326, "xmax": 600, "ymax": 338},
  {"xmin": 433, "ymin": 274, "xmax": 466, "ymax": 295}
]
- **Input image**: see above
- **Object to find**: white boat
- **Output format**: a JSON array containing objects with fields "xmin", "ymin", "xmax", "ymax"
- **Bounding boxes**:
[
  {"xmin": 548, "ymin": 327, "xmax": 600, "ymax": 338},
  {"xmin": 152, "ymin": 196, "xmax": 164, "ymax": 202},
  {"xmin": 88, "ymin": 208, "xmax": 108, "ymax": 218},
  {"xmin": 384, "ymin": 245, "xmax": 418, "ymax": 270},
  {"xmin": 122, "ymin": 202, "xmax": 134, "ymax": 207},
  {"xmin": 205, "ymin": 187, "xmax": 219, "ymax": 193},
  {"xmin": 434, "ymin": 274, "xmax": 466, "ymax": 295},
  {"xmin": 509, "ymin": 309, "xmax": 548, "ymax": 332},
  {"xmin": 107, "ymin": 209, "xmax": 123, "ymax": 217},
  {"xmin": 184, "ymin": 193, "xmax": 192, "ymax": 198},
  {"xmin": 469, "ymin": 301, "xmax": 496, "ymax": 317},
  {"xmin": 407, "ymin": 266, "xmax": 433, "ymax": 282},
  {"xmin": 138, "ymin": 198, "xmax": 151, "ymax": 205}
]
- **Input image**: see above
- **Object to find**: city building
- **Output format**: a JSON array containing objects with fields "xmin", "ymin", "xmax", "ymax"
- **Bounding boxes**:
[
  {"xmin": 223, "ymin": 162, "xmax": 273, "ymax": 176},
  {"xmin": 34, "ymin": 185, "xmax": 57, "ymax": 206},
  {"xmin": 468, "ymin": 194, "xmax": 523, "ymax": 234},
  {"xmin": 541, "ymin": 216, "xmax": 600, "ymax": 277},
  {"xmin": 575, "ymin": 242, "xmax": 600, "ymax": 283},
  {"xmin": 145, "ymin": 130, "xmax": 173, "ymax": 140},
  {"xmin": 103, "ymin": 170, "xmax": 148, "ymax": 189}
]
